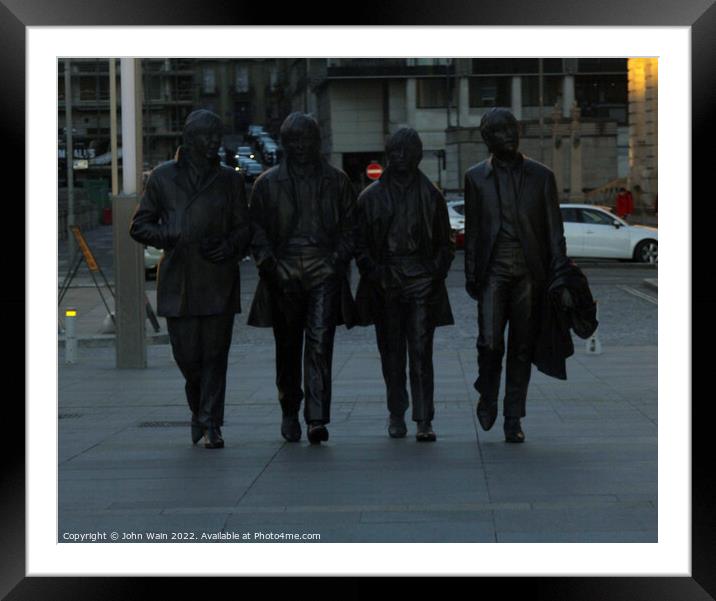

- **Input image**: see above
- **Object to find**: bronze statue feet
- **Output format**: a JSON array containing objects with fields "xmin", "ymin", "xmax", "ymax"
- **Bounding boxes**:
[
  {"xmin": 416, "ymin": 420, "xmax": 436, "ymax": 442},
  {"xmin": 307, "ymin": 422, "xmax": 329, "ymax": 445}
]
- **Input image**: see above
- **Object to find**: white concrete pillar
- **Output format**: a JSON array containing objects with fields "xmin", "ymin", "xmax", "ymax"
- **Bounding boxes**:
[
  {"xmin": 511, "ymin": 76, "xmax": 522, "ymax": 120},
  {"xmin": 120, "ymin": 59, "xmax": 138, "ymax": 194}
]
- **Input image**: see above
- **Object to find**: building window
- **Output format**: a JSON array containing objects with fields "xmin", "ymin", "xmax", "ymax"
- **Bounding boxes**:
[
  {"xmin": 521, "ymin": 75, "xmax": 563, "ymax": 107},
  {"xmin": 78, "ymin": 76, "xmax": 108, "ymax": 101},
  {"xmin": 575, "ymin": 74, "xmax": 628, "ymax": 121},
  {"xmin": 469, "ymin": 77, "xmax": 511, "ymax": 108},
  {"xmin": 577, "ymin": 58, "xmax": 627, "ymax": 73},
  {"xmin": 471, "ymin": 58, "xmax": 563, "ymax": 75},
  {"xmin": 146, "ymin": 76, "xmax": 163, "ymax": 101},
  {"xmin": 407, "ymin": 58, "xmax": 452, "ymax": 66},
  {"xmin": 235, "ymin": 65, "xmax": 249, "ymax": 93},
  {"xmin": 416, "ymin": 78, "xmax": 449, "ymax": 108},
  {"xmin": 202, "ymin": 67, "xmax": 216, "ymax": 94}
]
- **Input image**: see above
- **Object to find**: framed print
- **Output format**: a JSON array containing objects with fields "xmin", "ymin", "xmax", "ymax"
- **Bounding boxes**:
[{"xmin": 5, "ymin": 0, "xmax": 715, "ymax": 598}]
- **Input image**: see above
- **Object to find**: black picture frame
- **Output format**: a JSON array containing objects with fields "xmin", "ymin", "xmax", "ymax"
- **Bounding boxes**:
[{"xmin": 5, "ymin": 0, "xmax": 713, "ymax": 598}]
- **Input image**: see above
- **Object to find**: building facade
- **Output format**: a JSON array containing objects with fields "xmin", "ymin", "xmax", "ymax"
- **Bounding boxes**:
[
  {"xmin": 59, "ymin": 58, "xmax": 638, "ymax": 202},
  {"xmin": 293, "ymin": 58, "xmax": 629, "ymax": 197}
]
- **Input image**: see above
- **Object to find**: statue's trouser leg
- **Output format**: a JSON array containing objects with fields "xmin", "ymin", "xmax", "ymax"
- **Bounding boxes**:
[
  {"xmin": 167, "ymin": 316, "xmax": 202, "ymax": 420},
  {"xmin": 475, "ymin": 242, "xmax": 537, "ymax": 418},
  {"xmin": 375, "ymin": 295, "xmax": 409, "ymax": 418},
  {"xmin": 503, "ymin": 255, "xmax": 538, "ymax": 418},
  {"xmin": 405, "ymin": 299, "xmax": 435, "ymax": 423},
  {"xmin": 302, "ymin": 275, "xmax": 340, "ymax": 425},
  {"xmin": 198, "ymin": 313, "xmax": 235, "ymax": 427},
  {"xmin": 167, "ymin": 313, "xmax": 235, "ymax": 427},
  {"xmin": 475, "ymin": 244, "xmax": 514, "ymax": 408},
  {"xmin": 272, "ymin": 297, "xmax": 306, "ymax": 419}
]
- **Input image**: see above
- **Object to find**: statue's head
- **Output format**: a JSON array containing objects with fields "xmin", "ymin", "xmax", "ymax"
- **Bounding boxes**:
[
  {"xmin": 385, "ymin": 127, "xmax": 423, "ymax": 175},
  {"xmin": 480, "ymin": 108, "xmax": 520, "ymax": 160},
  {"xmin": 183, "ymin": 109, "xmax": 223, "ymax": 161},
  {"xmin": 280, "ymin": 112, "xmax": 321, "ymax": 166}
]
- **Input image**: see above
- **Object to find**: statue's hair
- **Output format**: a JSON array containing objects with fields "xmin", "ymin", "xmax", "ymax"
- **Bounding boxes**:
[
  {"xmin": 280, "ymin": 112, "xmax": 321, "ymax": 144},
  {"xmin": 385, "ymin": 127, "xmax": 423, "ymax": 156},
  {"xmin": 479, "ymin": 107, "xmax": 518, "ymax": 142},
  {"xmin": 183, "ymin": 109, "xmax": 223, "ymax": 141}
]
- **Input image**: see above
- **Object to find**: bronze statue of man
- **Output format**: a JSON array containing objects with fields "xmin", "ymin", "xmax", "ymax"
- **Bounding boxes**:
[
  {"xmin": 464, "ymin": 107, "xmax": 570, "ymax": 443},
  {"xmin": 354, "ymin": 128, "xmax": 454, "ymax": 442},
  {"xmin": 130, "ymin": 109, "xmax": 250, "ymax": 449},
  {"xmin": 247, "ymin": 112, "xmax": 356, "ymax": 445}
]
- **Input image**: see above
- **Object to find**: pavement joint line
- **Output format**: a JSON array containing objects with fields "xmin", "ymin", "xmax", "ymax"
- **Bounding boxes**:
[
  {"xmin": 60, "ymin": 419, "xmax": 140, "ymax": 464},
  {"xmin": 223, "ymin": 437, "xmax": 288, "ymax": 532},
  {"xmin": 457, "ymin": 347, "xmax": 498, "ymax": 542},
  {"xmin": 62, "ymin": 501, "xmax": 663, "ymax": 517},
  {"xmin": 618, "ymin": 285, "xmax": 658, "ymax": 305}
]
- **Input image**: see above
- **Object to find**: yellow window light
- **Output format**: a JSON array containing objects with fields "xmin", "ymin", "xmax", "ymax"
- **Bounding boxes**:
[{"xmin": 66, "ymin": 309, "xmax": 77, "ymax": 317}]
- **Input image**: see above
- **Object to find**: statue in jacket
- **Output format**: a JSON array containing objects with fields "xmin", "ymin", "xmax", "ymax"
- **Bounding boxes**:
[
  {"xmin": 130, "ymin": 109, "xmax": 250, "ymax": 449},
  {"xmin": 354, "ymin": 128, "xmax": 455, "ymax": 442},
  {"xmin": 464, "ymin": 107, "xmax": 571, "ymax": 443},
  {"xmin": 247, "ymin": 112, "xmax": 356, "ymax": 445}
]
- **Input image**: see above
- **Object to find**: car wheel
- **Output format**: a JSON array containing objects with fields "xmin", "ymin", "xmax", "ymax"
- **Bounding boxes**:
[{"xmin": 634, "ymin": 240, "xmax": 658, "ymax": 264}]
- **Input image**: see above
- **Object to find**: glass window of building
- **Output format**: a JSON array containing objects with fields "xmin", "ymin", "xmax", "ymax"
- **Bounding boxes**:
[
  {"xmin": 146, "ymin": 76, "xmax": 162, "ymax": 101},
  {"xmin": 575, "ymin": 74, "xmax": 628, "ymax": 120},
  {"xmin": 202, "ymin": 67, "xmax": 216, "ymax": 94},
  {"xmin": 521, "ymin": 75, "xmax": 563, "ymax": 107},
  {"xmin": 471, "ymin": 58, "xmax": 563, "ymax": 74},
  {"xmin": 235, "ymin": 65, "xmax": 249, "ymax": 93},
  {"xmin": 78, "ymin": 75, "xmax": 108, "ymax": 101},
  {"xmin": 469, "ymin": 77, "xmax": 511, "ymax": 107},
  {"xmin": 416, "ymin": 78, "xmax": 449, "ymax": 108},
  {"xmin": 407, "ymin": 58, "xmax": 452, "ymax": 66},
  {"xmin": 577, "ymin": 58, "xmax": 627, "ymax": 73}
]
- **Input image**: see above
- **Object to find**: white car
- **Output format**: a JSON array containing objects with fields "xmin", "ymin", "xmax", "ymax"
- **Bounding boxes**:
[
  {"xmin": 560, "ymin": 204, "xmax": 657, "ymax": 263},
  {"xmin": 144, "ymin": 245, "xmax": 163, "ymax": 279},
  {"xmin": 446, "ymin": 199, "xmax": 465, "ymax": 249},
  {"xmin": 446, "ymin": 199, "xmax": 465, "ymax": 231}
]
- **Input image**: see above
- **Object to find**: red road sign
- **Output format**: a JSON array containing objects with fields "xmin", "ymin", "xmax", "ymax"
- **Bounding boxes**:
[{"xmin": 366, "ymin": 162, "xmax": 383, "ymax": 180}]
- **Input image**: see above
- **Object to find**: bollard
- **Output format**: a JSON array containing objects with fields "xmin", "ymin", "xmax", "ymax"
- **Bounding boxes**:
[
  {"xmin": 585, "ymin": 302, "xmax": 603, "ymax": 355},
  {"xmin": 65, "ymin": 308, "xmax": 78, "ymax": 364}
]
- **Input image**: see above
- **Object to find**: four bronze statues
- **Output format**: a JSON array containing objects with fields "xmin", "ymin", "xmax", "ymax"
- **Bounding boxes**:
[{"xmin": 132, "ymin": 108, "xmax": 594, "ymax": 448}]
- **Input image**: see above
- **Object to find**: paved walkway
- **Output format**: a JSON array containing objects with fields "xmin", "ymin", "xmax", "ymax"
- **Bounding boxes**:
[
  {"xmin": 59, "ymin": 337, "xmax": 657, "ymax": 543},
  {"xmin": 57, "ymin": 226, "xmax": 657, "ymax": 543}
]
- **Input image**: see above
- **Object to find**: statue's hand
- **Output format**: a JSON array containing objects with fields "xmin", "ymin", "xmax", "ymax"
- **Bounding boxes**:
[
  {"xmin": 558, "ymin": 286, "xmax": 574, "ymax": 310},
  {"xmin": 465, "ymin": 279, "xmax": 480, "ymax": 301},
  {"xmin": 200, "ymin": 236, "xmax": 233, "ymax": 263},
  {"xmin": 162, "ymin": 214, "xmax": 182, "ymax": 249}
]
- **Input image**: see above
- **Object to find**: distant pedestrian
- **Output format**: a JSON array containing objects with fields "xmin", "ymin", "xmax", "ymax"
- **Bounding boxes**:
[{"xmin": 615, "ymin": 187, "xmax": 634, "ymax": 220}]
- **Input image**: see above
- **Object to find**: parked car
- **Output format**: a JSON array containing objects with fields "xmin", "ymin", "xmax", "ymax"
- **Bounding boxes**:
[
  {"xmin": 144, "ymin": 245, "xmax": 163, "ymax": 280},
  {"xmin": 447, "ymin": 199, "xmax": 465, "ymax": 249},
  {"xmin": 236, "ymin": 158, "xmax": 264, "ymax": 182},
  {"xmin": 257, "ymin": 134, "xmax": 276, "ymax": 151},
  {"xmin": 236, "ymin": 146, "xmax": 256, "ymax": 160},
  {"xmin": 560, "ymin": 204, "xmax": 657, "ymax": 263},
  {"xmin": 247, "ymin": 125, "xmax": 266, "ymax": 139}
]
